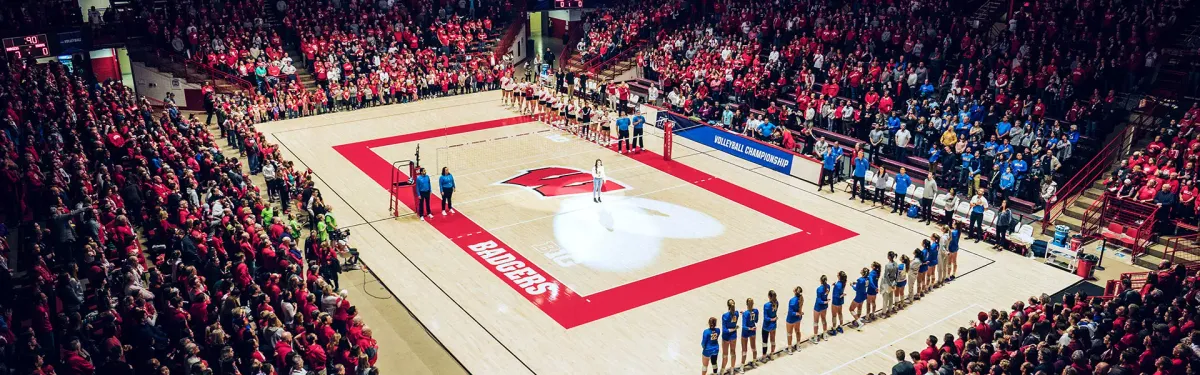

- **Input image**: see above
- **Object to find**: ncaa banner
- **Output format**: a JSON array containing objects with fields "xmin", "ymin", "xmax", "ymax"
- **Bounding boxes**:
[{"xmin": 656, "ymin": 111, "xmax": 795, "ymax": 174}]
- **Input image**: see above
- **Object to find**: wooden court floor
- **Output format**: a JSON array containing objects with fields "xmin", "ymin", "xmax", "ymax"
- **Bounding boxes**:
[{"xmin": 255, "ymin": 92, "xmax": 1082, "ymax": 374}]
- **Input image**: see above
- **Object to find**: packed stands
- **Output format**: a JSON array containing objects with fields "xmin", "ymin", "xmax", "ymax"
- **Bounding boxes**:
[
  {"xmin": 0, "ymin": 58, "xmax": 378, "ymax": 375},
  {"xmin": 627, "ymin": 0, "xmax": 1186, "ymax": 214},
  {"xmin": 894, "ymin": 263, "xmax": 1195, "ymax": 375}
]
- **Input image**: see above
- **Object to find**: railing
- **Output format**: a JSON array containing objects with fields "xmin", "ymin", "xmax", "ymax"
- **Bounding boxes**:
[
  {"xmin": 1100, "ymin": 271, "xmax": 1150, "ymax": 300},
  {"xmin": 558, "ymin": 27, "xmax": 584, "ymax": 70},
  {"xmin": 1133, "ymin": 204, "xmax": 1160, "ymax": 255},
  {"xmin": 1041, "ymin": 124, "xmax": 1135, "ymax": 229},
  {"xmin": 585, "ymin": 39, "xmax": 646, "ymax": 76},
  {"xmin": 1166, "ymin": 234, "xmax": 1200, "ymax": 267},
  {"xmin": 130, "ymin": 47, "xmax": 255, "ymax": 92},
  {"xmin": 1079, "ymin": 191, "xmax": 1107, "ymax": 237},
  {"xmin": 493, "ymin": 16, "xmax": 526, "ymax": 60}
]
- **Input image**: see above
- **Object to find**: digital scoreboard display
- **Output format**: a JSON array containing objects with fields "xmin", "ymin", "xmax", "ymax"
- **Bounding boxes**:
[
  {"xmin": 3, "ymin": 34, "xmax": 51, "ymax": 60},
  {"xmin": 530, "ymin": 0, "xmax": 586, "ymax": 11}
]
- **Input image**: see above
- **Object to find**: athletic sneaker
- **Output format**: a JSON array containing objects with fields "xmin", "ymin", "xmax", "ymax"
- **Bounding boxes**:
[
  {"xmin": 419, "ymin": 216, "xmax": 425, "ymax": 221},
  {"xmin": 427, "ymin": 214, "xmax": 433, "ymax": 219},
  {"xmin": 836, "ymin": 326, "xmax": 844, "ymax": 334},
  {"xmin": 450, "ymin": 209, "xmax": 457, "ymax": 214},
  {"xmin": 442, "ymin": 210, "xmax": 447, "ymax": 216}
]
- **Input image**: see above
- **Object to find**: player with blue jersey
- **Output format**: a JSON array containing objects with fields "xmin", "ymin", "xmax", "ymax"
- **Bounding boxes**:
[
  {"xmin": 831, "ymin": 272, "xmax": 848, "ymax": 335},
  {"xmin": 925, "ymin": 236, "xmax": 940, "ymax": 294},
  {"xmin": 720, "ymin": 299, "xmax": 739, "ymax": 374},
  {"xmin": 739, "ymin": 298, "xmax": 759, "ymax": 369},
  {"xmin": 701, "ymin": 317, "xmax": 720, "ymax": 375},
  {"xmin": 761, "ymin": 291, "xmax": 779, "ymax": 359},
  {"xmin": 813, "ymin": 276, "xmax": 830, "ymax": 342},
  {"xmin": 785, "ymin": 286, "xmax": 805, "ymax": 351},
  {"xmin": 851, "ymin": 268, "xmax": 869, "ymax": 329},
  {"xmin": 947, "ymin": 225, "xmax": 961, "ymax": 280},
  {"xmin": 866, "ymin": 262, "xmax": 881, "ymax": 322}
]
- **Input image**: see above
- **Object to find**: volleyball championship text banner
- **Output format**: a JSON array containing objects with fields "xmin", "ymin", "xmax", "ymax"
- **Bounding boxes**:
[
  {"xmin": 646, "ymin": 107, "xmax": 824, "ymax": 184},
  {"xmin": 334, "ymin": 116, "xmax": 855, "ymax": 329}
]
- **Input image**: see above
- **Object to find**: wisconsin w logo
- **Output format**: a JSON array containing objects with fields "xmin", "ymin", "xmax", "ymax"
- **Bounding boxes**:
[{"xmin": 498, "ymin": 166, "xmax": 630, "ymax": 197}]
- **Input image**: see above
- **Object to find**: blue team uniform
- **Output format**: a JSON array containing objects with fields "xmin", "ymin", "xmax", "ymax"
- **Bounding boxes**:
[
  {"xmin": 741, "ymin": 309, "xmax": 759, "ymax": 338},
  {"xmin": 763, "ymin": 301, "xmax": 779, "ymax": 331},
  {"xmin": 948, "ymin": 229, "xmax": 961, "ymax": 253},
  {"xmin": 814, "ymin": 285, "xmax": 829, "ymax": 312},
  {"xmin": 927, "ymin": 242, "xmax": 939, "ymax": 266},
  {"xmin": 852, "ymin": 276, "xmax": 868, "ymax": 303},
  {"xmin": 832, "ymin": 281, "xmax": 846, "ymax": 306},
  {"xmin": 702, "ymin": 328, "xmax": 720, "ymax": 357},
  {"xmin": 867, "ymin": 269, "xmax": 879, "ymax": 296},
  {"xmin": 917, "ymin": 252, "xmax": 928, "ymax": 273},
  {"xmin": 786, "ymin": 296, "xmax": 803, "ymax": 323},
  {"xmin": 896, "ymin": 263, "xmax": 908, "ymax": 288},
  {"xmin": 721, "ymin": 311, "xmax": 739, "ymax": 341}
]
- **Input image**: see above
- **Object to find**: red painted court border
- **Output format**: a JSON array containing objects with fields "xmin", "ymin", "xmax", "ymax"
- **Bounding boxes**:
[{"xmin": 333, "ymin": 116, "xmax": 857, "ymax": 328}]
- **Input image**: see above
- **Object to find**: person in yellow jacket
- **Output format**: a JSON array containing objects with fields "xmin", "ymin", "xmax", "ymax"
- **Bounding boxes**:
[{"xmin": 939, "ymin": 126, "xmax": 958, "ymax": 148}]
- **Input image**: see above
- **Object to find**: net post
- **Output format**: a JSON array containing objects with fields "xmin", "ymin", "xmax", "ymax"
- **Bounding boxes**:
[
  {"xmin": 409, "ymin": 163, "xmax": 419, "ymax": 213},
  {"xmin": 663, "ymin": 120, "xmax": 673, "ymax": 161}
]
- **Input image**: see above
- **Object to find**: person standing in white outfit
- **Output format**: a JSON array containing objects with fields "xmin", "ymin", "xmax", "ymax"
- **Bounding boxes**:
[{"xmin": 592, "ymin": 159, "xmax": 606, "ymax": 203}]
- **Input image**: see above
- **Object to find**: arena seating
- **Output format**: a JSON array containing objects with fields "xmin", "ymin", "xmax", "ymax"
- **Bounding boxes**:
[
  {"xmin": 1102, "ymin": 103, "xmax": 1200, "ymax": 233},
  {"xmin": 895, "ymin": 263, "xmax": 1196, "ymax": 375},
  {"xmin": 0, "ymin": 59, "xmax": 378, "ymax": 375}
]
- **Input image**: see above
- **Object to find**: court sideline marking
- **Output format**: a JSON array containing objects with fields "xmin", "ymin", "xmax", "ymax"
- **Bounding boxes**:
[
  {"xmin": 819, "ymin": 303, "xmax": 982, "ymax": 375},
  {"xmin": 272, "ymin": 133, "xmax": 537, "ymax": 375},
  {"xmin": 272, "ymin": 97, "xmax": 503, "ymax": 134}
]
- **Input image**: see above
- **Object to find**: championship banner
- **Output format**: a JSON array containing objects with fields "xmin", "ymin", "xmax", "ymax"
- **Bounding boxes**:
[{"xmin": 654, "ymin": 111, "xmax": 796, "ymax": 175}]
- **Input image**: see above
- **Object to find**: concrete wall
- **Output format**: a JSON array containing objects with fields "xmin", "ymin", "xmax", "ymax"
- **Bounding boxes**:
[{"xmin": 131, "ymin": 62, "xmax": 201, "ymax": 109}]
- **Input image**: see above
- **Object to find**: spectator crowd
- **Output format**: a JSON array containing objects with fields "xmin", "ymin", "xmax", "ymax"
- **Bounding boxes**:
[{"xmin": 0, "ymin": 56, "xmax": 378, "ymax": 375}]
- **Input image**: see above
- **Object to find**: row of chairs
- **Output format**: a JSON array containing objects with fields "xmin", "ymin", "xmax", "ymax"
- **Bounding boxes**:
[{"xmin": 855, "ymin": 170, "xmax": 1037, "ymax": 252}]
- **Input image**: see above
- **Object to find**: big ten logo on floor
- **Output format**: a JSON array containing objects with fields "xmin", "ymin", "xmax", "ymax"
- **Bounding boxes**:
[
  {"xmin": 533, "ymin": 241, "xmax": 577, "ymax": 267},
  {"xmin": 544, "ymin": 133, "xmax": 571, "ymax": 143}
]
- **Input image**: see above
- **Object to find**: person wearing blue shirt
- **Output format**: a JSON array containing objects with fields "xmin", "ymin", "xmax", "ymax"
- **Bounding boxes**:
[
  {"xmin": 866, "ymin": 264, "xmax": 880, "ymax": 321},
  {"xmin": 947, "ymin": 227, "xmax": 961, "ymax": 280},
  {"xmin": 959, "ymin": 149, "xmax": 975, "ymax": 184},
  {"xmin": 997, "ymin": 139, "xmax": 1014, "ymax": 159},
  {"xmin": 999, "ymin": 166, "xmax": 1016, "ymax": 203},
  {"xmin": 740, "ymin": 298, "xmax": 760, "ymax": 366},
  {"xmin": 761, "ymin": 291, "xmax": 780, "ymax": 356},
  {"xmin": 702, "ymin": 317, "xmax": 721, "ymax": 374},
  {"xmin": 631, "ymin": 114, "xmax": 646, "ymax": 152},
  {"xmin": 720, "ymin": 299, "xmax": 739, "ymax": 373},
  {"xmin": 831, "ymin": 272, "xmax": 848, "ymax": 335},
  {"xmin": 813, "ymin": 276, "xmax": 830, "ymax": 342},
  {"xmin": 758, "ymin": 121, "xmax": 776, "ymax": 141},
  {"xmin": 849, "ymin": 269, "xmax": 869, "ymax": 328},
  {"xmin": 892, "ymin": 167, "xmax": 913, "ymax": 215},
  {"xmin": 1013, "ymin": 152, "xmax": 1028, "ymax": 192},
  {"xmin": 415, "ymin": 168, "xmax": 433, "ymax": 220},
  {"xmin": 996, "ymin": 117, "xmax": 1013, "ymax": 138},
  {"xmin": 438, "ymin": 167, "xmax": 456, "ymax": 216},
  {"xmin": 615, "ymin": 116, "xmax": 632, "ymax": 153},
  {"xmin": 786, "ymin": 287, "xmax": 805, "ymax": 350},
  {"xmin": 925, "ymin": 237, "xmax": 939, "ymax": 293},
  {"xmin": 818, "ymin": 143, "xmax": 843, "ymax": 192},
  {"xmin": 920, "ymin": 80, "xmax": 935, "ymax": 98},
  {"xmin": 887, "ymin": 115, "xmax": 902, "ymax": 133},
  {"xmin": 851, "ymin": 153, "xmax": 871, "ymax": 202}
]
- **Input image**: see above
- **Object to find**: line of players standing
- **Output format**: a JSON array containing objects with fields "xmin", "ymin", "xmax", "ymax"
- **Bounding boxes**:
[
  {"xmin": 499, "ymin": 73, "xmax": 647, "ymax": 153},
  {"xmin": 700, "ymin": 226, "xmax": 966, "ymax": 375}
]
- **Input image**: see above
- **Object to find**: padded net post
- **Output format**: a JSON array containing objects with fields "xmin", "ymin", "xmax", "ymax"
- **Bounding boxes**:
[{"xmin": 663, "ymin": 120, "xmax": 673, "ymax": 161}]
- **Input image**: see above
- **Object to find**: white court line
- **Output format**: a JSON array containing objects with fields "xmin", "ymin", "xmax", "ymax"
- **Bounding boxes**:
[
  {"xmin": 481, "ymin": 176, "xmax": 717, "ymax": 233},
  {"xmin": 819, "ymin": 303, "xmax": 980, "ymax": 375}
]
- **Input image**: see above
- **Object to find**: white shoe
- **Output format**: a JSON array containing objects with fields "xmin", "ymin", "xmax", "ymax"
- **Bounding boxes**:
[
  {"xmin": 442, "ymin": 210, "xmax": 447, "ymax": 216},
  {"xmin": 420, "ymin": 216, "xmax": 426, "ymax": 221},
  {"xmin": 427, "ymin": 214, "xmax": 433, "ymax": 219},
  {"xmin": 450, "ymin": 209, "xmax": 456, "ymax": 214}
]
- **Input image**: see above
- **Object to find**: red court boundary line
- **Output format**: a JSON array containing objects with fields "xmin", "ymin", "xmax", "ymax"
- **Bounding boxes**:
[{"xmin": 333, "ymin": 116, "xmax": 857, "ymax": 328}]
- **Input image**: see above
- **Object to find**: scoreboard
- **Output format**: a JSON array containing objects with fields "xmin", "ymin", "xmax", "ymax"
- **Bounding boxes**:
[
  {"xmin": 3, "ymin": 34, "xmax": 51, "ymax": 60},
  {"xmin": 529, "ymin": 0, "xmax": 587, "ymax": 11}
]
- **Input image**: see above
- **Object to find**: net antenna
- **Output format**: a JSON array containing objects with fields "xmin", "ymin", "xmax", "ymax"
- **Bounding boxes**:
[{"xmin": 389, "ymin": 159, "xmax": 417, "ymax": 218}]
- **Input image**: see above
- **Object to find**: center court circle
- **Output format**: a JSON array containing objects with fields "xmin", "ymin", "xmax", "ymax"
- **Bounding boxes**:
[{"xmin": 553, "ymin": 196, "xmax": 725, "ymax": 272}]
